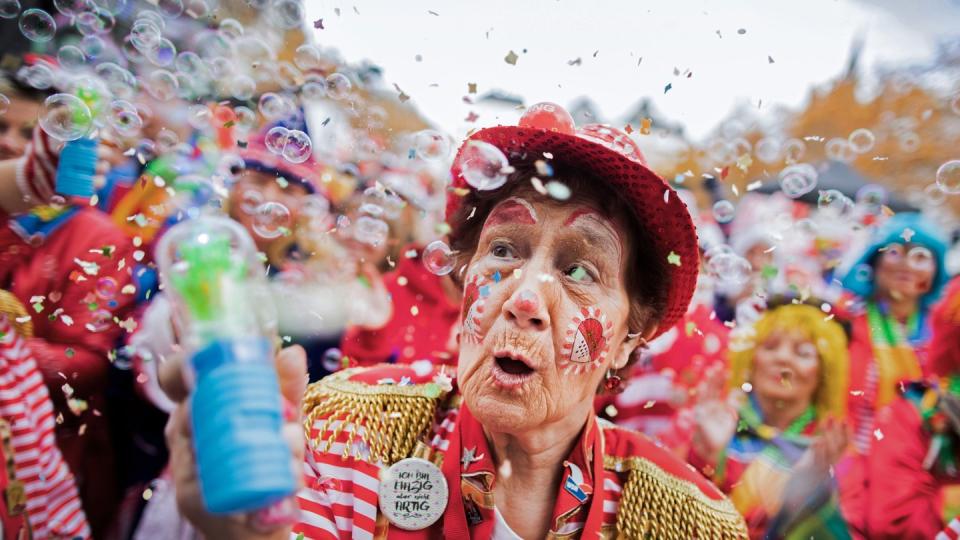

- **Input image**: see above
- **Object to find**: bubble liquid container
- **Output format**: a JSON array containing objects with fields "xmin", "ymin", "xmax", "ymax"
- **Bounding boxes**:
[
  {"xmin": 56, "ymin": 138, "xmax": 98, "ymax": 197},
  {"xmin": 155, "ymin": 216, "xmax": 295, "ymax": 514}
]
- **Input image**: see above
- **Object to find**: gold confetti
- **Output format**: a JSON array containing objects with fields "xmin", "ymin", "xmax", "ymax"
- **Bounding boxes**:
[{"xmin": 504, "ymin": 50, "xmax": 518, "ymax": 65}]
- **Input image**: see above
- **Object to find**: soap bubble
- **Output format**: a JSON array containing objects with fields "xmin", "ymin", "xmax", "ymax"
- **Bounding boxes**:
[
  {"xmin": 20, "ymin": 63, "xmax": 54, "ymax": 89},
  {"xmin": 78, "ymin": 35, "xmax": 105, "ymax": 59},
  {"xmin": 782, "ymin": 138, "xmax": 806, "ymax": 163},
  {"xmin": 423, "ymin": 240, "xmax": 455, "ymax": 276},
  {"xmin": 95, "ymin": 62, "xmax": 137, "ymax": 98},
  {"xmin": 0, "ymin": 0, "xmax": 19, "ymax": 18},
  {"xmin": 186, "ymin": 104, "xmax": 211, "ymax": 130},
  {"xmin": 146, "ymin": 37, "xmax": 176, "ymax": 66},
  {"xmin": 301, "ymin": 75, "xmax": 326, "ymax": 101},
  {"xmin": 76, "ymin": 6, "xmax": 114, "ymax": 35},
  {"xmin": 899, "ymin": 132, "xmax": 920, "ymax": 153},
  {"xmin": 852, "ymin": 264, "xmax": 873, "ymax": 283},
  {"xmin": 155, "ymin": 128, "xmax": 179, "ymax": 153},
  {"xmin": 817, "ymin": 189, "xmax": 854, "ymax": 217},
  {"xmin": 414, "ymin": 130, "xmax": 450, "ymax": 161},
  {"xmin": 856, "ymin": 184, "xmax": 887, "ymax": 213},
  {"xmin": 145, "ymin": 69, "xmax": 178, "ymax": 101},
  {"xmin": 825, "ymin": 138, "xmax": 854, "ymax": 163},
  {"xmin": 281, "ymin": 130, "xmax": 312, "ymax": 163},
  {"xmin": 19, "ymin": 8, "xmax": 56, "ymax": 42},
  {"xmin": 258, "ymin": 92, "xmax": 296, "ymax": 120},
  {"xmin": 88, "ymin": 309, "xmax": 114, "ymax": 333},
  {"xmin": 754, "ymin": 137, "xmax": 781, "ymax": 164},
  {"xmin": 924, "ymin": 184, "xmax": 946, "ymax": 207},
  {"xmin": 57, "ymin": 45, "xmax": 87, "ymax": 70},
  {"xmin": 239, "ymin": 189, "xmax": 263, "ymax": 214},
  {"xmin": 936, "ymin": 160, "xmax": 960, "ymax": 194},
  {"xmin": 39, "ymin": 94, "xmax": 93, "ymax": 141},
  {"xmin": 294, "ymin": 43, "xmax": 321, "ymax": 70},
  {"xmin": 218, "ymin": 17, "xmax": 243, "ymax": 40},
  {"xmin": 779, "ymin": 163, "xmax": 818, "ymax": 198},
  {"xmin": 107, "ymin": 99, "xmax": 143, "ymax": 137},
  {"xmin": 233, "ymin": 106, "xmax": 257, "ymax": 133},
  {"xmin": 264, "ymin": 126, "xmax": 289, "ymax": 154},
  {"xmin": 708, "ymin": 252, "xmax": 752, "ymax": 286},
  {"xmin": 712, "ymin": 200, "xmax": 736, "ymax": 224},
  {"xmin": 458, "ymin": 140, "xmax": 510, "ymax": 191},
  {"xmin": 277, "ymin": 62, "xmax": 303, "ymax": 91},
  {"xmin": 253, "ymin": 201, "xmax": 291, "ymax": 239},
  {"xmin": 325, "ymin": 73, "xmax": 352, "ymax": 100},
  {"xmin": 136, "ymin": 9, "xmax": 165, "ymax": 28},
  {"xmin": 848, "ymin": 128, "xmax": 875, "ymax": 154},
  {"xmin": 157, "ymin": 0, "xmax": 182, "ymax": 17},
  {"xmin": 130, "ymin": 19, "xmax": 161, "ymax": 51},
  {"xmin": 353, "ymin": 216, "xmax": 389, "ymax": 246},
  {"xmin": 358, "ymin": 203, "xmax": 384, "ymax": 218},
  {"xmin": 95, "ymin": 276, "xmax": 118, "ymax": 299},
  {"xmin": 268, "ymin": 0, "xmax": 302, "ymax": 29},
  {"xmin": 52, "ymin": 0, "xmax": 85, "ymax": 17}
]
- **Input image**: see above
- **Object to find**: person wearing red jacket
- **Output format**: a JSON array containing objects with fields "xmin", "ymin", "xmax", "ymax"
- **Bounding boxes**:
[
  {"xmin": 339, "ymin": 244, "xmax": 461, "ymax": 367},
  {"xmin": 863, "ymin": 276, "xmax": 960, "ymax": 539},
  {"xmin": 0, "ymin": 125, "xmax": 138, "ymax": 536}
]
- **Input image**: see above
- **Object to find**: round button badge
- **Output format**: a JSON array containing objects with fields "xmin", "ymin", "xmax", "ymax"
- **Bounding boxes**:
[{"xmin": 378, "ymin": 457, "xmax": 449, "ymax": 530}]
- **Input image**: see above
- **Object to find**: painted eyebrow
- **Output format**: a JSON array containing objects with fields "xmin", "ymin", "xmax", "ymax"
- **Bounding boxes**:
[
  {"xmin": 483, "ymin": 197, "xmax": 538, "ymax": 228},
  {"xmin": 563, "ymin": 209, "xmax": 622, "ymax": 258}
]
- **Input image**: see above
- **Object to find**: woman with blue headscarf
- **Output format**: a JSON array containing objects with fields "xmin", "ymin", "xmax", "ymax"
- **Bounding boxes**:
[{"xmin": 836, "ymin": 212, "xmax": 949, "ymax": 537}]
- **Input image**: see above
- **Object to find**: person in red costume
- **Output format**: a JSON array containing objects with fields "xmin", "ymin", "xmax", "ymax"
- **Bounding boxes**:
[
  {"xmin": 863, "ymin": 276, "xmax": 960, "ymax": 539},
  {"xmin": 339, "ymin": 244, "xmax": 461, "ymax": 367},
  {"xmin": 161, "ymin": 102, "xmax": 749, "ymax": 539},
  {"xmin": 0, "ymin": 122, "xmax": 137, "ymax": 537}
]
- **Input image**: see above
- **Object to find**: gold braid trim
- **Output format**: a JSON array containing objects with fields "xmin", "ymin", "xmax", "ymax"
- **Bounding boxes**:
[
  {"xmin": 301, "ymin": 367, "xmax": 449, "ymax": 466},
  {"xmin": 0, "ymin": 290, "xmax": 32, "ymax": 339},
  {"xmin": 605, "ymin": 455, "xmax": 748, "ymax": 540}
]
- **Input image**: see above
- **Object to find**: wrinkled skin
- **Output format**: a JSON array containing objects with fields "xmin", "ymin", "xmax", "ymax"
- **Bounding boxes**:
[{"xmin": 457, "ymin": 190, "xmax": 645, "ymax": 437}]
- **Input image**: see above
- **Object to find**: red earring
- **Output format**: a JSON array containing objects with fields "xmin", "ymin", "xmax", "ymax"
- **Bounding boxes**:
[{"xmin": 604, "ymin": 369, "xmax": 624, "ymax": 393}]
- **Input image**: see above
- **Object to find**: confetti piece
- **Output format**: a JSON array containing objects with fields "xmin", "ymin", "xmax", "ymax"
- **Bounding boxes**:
[
  {"xmin": 746, "ymin": 180, "xmax": 762, "ymax": 191},
  {"xmin": 737, "ymin": 28, "xmax": 746, "ymax": 34},
  {"xmin": 643, "ymin": 401, "xmax": 656, "ymax": 409},
  {"xmin": 664, "ymin": 83, "xmax": 672, "ymax": 94},
  {"xmin": 427, "ymin": 10, "xmax": 439, "ymax": 15},
  {"xmin": 604, "ymin": 404, "xmax": 618, "ymax": 417},
  {"xmin": 768, "ymin": 55, "xmax": 775, "ymax": 64},
  {"xmin": 900, "ymin": 227, "xmax": 916, "ymax": 242},
  {"xmin": 492, "ymin": 271, "xmax": 502, "ymax": 283},
  {"xmin": 513, "ymin": 268, "xmax": 522, "ymax": 279},
  {"xmin": 464, "ymin": 111, "xmax": 479, "ymax": 122},
  {"xmin": 736, "ymin": 153, "xmax": 753, "ymax": 171},
  {"xmin": 313, "ymin": 18, "xmax": 324, "ymax": 29},
  {"xmin": 410, "ymin": 306, "xmax": 419, "ymax": 316},
  {"xmin": 640, "ymin": 117, "xmax": 652, "ymax": 134},
  {"xmin": 393, "ymin": 83, "xmax": 410, "ymax": 103},
  {"xmin": 504, "ymin": 50, "xmax": 518, "ymax": 65},
  {"xmin": 874, "ymin": 429, "xmax": 884, "ymax": 441},
  {"xmin": 468, "ymin": 83, "xmax": 477, "ymax": 94},
  {"xmin": 568, "ymin": 57, "xmax": 582, "ymax": 66},
  {"xmin": 667, "ymin": 252, "xmax": 681, "ymax": 266}
]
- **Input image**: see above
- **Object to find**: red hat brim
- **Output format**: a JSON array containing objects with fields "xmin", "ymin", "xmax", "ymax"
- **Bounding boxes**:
[{"xmin": 446, "ymin": 126, "xmax": 699, "ymax": 338}]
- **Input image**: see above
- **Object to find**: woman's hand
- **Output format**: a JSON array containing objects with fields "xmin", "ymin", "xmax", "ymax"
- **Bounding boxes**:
[
  {"xmin": 159, "ymin": 345, "xmax": 308, "ymax": 540},
  {"xmin": 349, "ymin": 261, "xmax": 394, "ymax": 330},
  {"xmin": 799, "ymin": 417, "xmax": 849, "ymax": 473},
  {"xmin": 691, "ymin": 363, "xmax": 740, "ymax": 466}
]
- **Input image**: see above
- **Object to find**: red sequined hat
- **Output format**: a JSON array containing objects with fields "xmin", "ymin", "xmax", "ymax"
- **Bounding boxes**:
[{"xmin": 445, "ymin": 102, "xmax": 699, "ymax": 337}]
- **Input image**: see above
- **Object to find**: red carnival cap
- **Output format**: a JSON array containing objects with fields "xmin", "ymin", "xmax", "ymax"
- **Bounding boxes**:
[{"xmin": 446, "ymin": 102, "xmax": 699, "ymax": 338}]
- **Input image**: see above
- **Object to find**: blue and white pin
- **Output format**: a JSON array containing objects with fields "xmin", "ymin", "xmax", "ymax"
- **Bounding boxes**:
[{"xmin": 563, "ymin": 461, "xmax": 593, "ymax": 504}]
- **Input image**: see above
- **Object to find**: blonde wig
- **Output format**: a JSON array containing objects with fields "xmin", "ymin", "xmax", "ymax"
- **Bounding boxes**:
[{"xmin": 729, "ymin": 304, "xmax": 849, "ymax": 421}]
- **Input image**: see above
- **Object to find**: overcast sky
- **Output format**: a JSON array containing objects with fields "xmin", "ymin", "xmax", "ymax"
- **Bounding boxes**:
[{"xmin": 303, "ymin": 0, "xmax": 960, "ymax": 141}]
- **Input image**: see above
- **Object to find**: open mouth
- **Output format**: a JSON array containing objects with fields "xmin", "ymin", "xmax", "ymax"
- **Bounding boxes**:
[{"xmin": 491, "ymin": 352, "xmax": 536, "ymax": 388}]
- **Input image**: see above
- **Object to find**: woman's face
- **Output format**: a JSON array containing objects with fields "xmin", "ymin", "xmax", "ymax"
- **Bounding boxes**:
[
  {"xmin": 228, "ymin": 170, "xmax": 308, "ymax": 259},
  {"xmin": 873, "ymin": 242, "xmax": 936, "ymax": 303},
  {"xmin": 751, "ymin": 330, "xmax": 820, "ymax": 406},
  {"xmin": 457, "ymin": 193, "xmax": 643, "ymax": 434}
]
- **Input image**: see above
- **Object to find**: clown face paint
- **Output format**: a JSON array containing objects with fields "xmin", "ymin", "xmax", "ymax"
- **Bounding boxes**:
[
  {"xmin": 560, "ymin": 306, "xmax": 614, "ymax": 375},
  {"xmin": 483, "ymin": 197, "xmax": 538, "ymax": 228},
  {"xmin": 460, "ymin": 273, "xmax": 488, "ymax": 343}
]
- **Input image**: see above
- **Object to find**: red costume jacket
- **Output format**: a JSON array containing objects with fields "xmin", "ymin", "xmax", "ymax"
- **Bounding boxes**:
[
  {"xmin": 340, "ymin": 247, "xmax": 460, "ymax": 367},
  {"xmin": 0, "ymin": 206, "xmax": 137, "ymax": 537},
  {"xmin": 865, "ymin": 386, "xmax": 960, "ymax": 539}
]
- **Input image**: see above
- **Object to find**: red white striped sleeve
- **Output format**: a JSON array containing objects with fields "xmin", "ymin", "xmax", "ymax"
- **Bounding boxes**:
[
  {"xmin": 0, "ymin": 315, "xmax": 90, "ymax": 539},
  {"xmin": 14, "ymin": 126, "xmax": 60, "ymax": 205},
  {"xmin": 938, "ymin": 518, "xmax": 960, "ymax": 540}
]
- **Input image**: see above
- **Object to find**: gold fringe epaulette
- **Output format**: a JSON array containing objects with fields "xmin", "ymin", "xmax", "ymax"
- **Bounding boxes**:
[
  {"xmin": 0, "ymin": 290, "xmax": 32, "ymax": 339},
  {"xmin": 605, "ymin": 455, "xmax": 749, "ymax": 540},
  {"xmin": 301, "ymin": 367, "xmax": 451, "ymax": 466}
]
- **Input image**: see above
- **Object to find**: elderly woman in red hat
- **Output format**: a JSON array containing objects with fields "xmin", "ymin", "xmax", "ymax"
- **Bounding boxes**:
[{"xmin": 161, "ymin": 103, "xmax": 748, "ymax": 539}]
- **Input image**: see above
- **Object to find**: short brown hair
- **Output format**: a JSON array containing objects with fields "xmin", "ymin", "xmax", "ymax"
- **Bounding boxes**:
[{"xmin": 448, "ymin": 161, "xmax": 667, "ymax": 342}]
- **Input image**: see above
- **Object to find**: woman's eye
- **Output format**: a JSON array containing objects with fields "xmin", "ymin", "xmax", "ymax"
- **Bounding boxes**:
[
  {"xmin": 565, "ymin": 264, "xmax": 593, "ymax": 283},
  {"xmin": 491, "ymin": 243, "xmax": 514, "ymax": 259}
]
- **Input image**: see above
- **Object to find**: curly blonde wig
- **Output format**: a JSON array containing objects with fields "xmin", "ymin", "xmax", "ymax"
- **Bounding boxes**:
[{"xmin": 729, "ymin": 304, "xmax": 849, "ymax": 421}]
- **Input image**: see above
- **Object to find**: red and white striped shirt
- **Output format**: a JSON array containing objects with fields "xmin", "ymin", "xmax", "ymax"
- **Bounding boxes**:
[{"xmin": 0, "ymin": 315, "xmax": 90, "ymax": 539}]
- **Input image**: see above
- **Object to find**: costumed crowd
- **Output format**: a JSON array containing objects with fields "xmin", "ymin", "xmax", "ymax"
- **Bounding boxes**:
[{"xmin": 1, "ymin": 1, "xmax": 960, "ymax": 539}]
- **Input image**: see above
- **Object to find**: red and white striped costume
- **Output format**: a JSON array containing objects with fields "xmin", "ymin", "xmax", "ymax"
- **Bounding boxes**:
[
  {"xmin": 292, "ymin": 365, "xmax": 747, "ymax": 539},
  {"xmin": 0, "ymin": 315, "xmax": 90, "ymax": 539}
]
